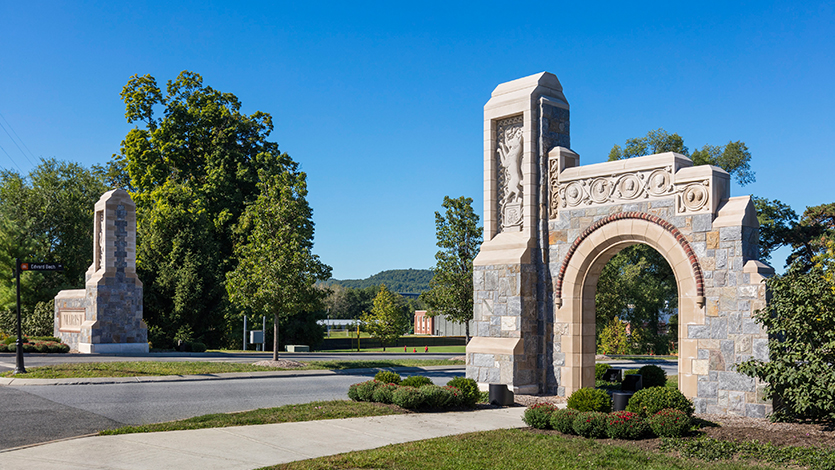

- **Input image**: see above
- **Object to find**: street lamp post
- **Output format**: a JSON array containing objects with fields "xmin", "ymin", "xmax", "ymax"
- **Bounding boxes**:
[{"xmin": 14, "ymin": 258, "xmax": 26, "ymax": 374}]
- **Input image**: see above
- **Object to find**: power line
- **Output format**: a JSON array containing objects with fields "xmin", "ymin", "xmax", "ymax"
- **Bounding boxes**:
[
  {"xmin": 0, "ymin": 142, "xmax": 24, "ymax": 173},
  {"xmin": 0, "ymin": 113, "xmax": 37, "ymax": 169},
  {"xmin": 0, "ymin": 111, "xmax": 38, "ymax": 163}
]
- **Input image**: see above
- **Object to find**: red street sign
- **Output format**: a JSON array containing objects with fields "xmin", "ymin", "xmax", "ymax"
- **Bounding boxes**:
[{"xmin": 19, "ymin": 262, "xmax": 64, "ymax": 271}]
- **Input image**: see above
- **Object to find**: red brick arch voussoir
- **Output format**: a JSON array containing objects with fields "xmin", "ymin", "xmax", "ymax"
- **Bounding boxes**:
[{"xmin": 554, "ymin": 211, "xmax": 705, "ymax": 303}]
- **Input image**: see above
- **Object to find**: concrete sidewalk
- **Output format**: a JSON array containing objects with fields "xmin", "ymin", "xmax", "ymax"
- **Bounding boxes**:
[{"xmin": 0, "ymin": 407, "xmax": 526, "ymax": 469}]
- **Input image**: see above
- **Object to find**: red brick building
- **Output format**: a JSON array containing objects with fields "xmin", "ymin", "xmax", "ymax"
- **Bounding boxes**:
[{"xmin": 414, "ymin": 310, "xmax": 434, "ymax": 335}]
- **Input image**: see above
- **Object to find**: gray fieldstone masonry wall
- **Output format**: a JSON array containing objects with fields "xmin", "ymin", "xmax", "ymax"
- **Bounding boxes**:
[
  {"xmin": 466, "ymin": 72, "xmax": 773, "ymax": 417},
  {"xmin": 54, "ymin": 189, "xmax": 148, "ymax": 353}
]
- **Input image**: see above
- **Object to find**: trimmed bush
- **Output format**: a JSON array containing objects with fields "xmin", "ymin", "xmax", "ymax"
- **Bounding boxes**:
[
  {"xmin": 550, "ymin": 408, "xmax": 580, "ymax": 434},
  {"xmin": 421, "ymin": 385, "xmax": 458, "ymax": 408},
  {"xmin": 374, "ymin": 370, "xmax": 402, "ymax": 385},
  {"xmin": 648, "ymin": 408, "xmax": 691, "ymax": 437},
  {"xmin": 190, "ymin": 342, "xmax": 207, "ymax": 353},
  {"xmin": 626, "ymin": 387, "xmax": 694, "ymax": 418},
  {"xmin": 623, "ymin": 368, "xmax": 639, "ymax": 376},
  {"xmin": 0, "ymin": 344, "xmax": 6, "ymax": 352},
  {"xmin": 351, "ymin": 380, "xmax": 381, "ymax": 402},
  {"xmin": 567, "ymin": 387, "xmax": 612, "ymax": 412},
  {"xmin": 607, "ymin": 410, "xmax": 649, "ymax": 439},
  {"xmin": 371, "ymin": 383, "xmax": 399, "ymax": 404},
  {"xmin": 29, "ymin": 336, "xmax": 61, "ymax": 343},
  {"xmin": 392, "ymin": 386, "xmax": 425, "ymax": 409},
  {"xmin": 400, "ymin": 375, "xmax": 433, "ymax": 387},
  {"xmin": 638, "ymin": 364, "xmax": 667, "ymax": 388},
  {"xmin": 523, "ymin": 403, "xmax": 558, "ymax": 429},
  {"xmin": 447, "ymin": 377, "xmax": 479, "ymax": 408},
  {"xmin": 347, "ymin": 382, "xmax": 361, "ymax": 401},
  {"xmin": 595, "ymin": 363, "xmax": 612, "ymax": 380},
  {"xmin": 572, "ymin": 411, "xmax": 608, "ymax": 438}
]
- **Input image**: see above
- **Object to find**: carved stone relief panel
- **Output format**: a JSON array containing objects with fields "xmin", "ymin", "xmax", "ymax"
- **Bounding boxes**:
[
  {"xmin": 677, "ymin": 181, "xmax": 711, "ymax": 213},
  {"xmin": 497, "ymin": 115, "xmax": 524, "ymax": 232},
  {"xmin": 554, "ymin": 166, "xmax": 676, "ymax": 209}
]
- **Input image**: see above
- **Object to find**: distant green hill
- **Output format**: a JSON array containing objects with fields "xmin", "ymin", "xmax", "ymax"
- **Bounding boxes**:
[{"xmin": 324, "ymin": 269, "xmax": 433, "ymax": 293}]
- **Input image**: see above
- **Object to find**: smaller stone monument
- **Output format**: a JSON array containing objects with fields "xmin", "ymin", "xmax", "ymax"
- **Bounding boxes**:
[{"xmin": 54, "ymin": 189, "xmax": 148, "ymax": 353}]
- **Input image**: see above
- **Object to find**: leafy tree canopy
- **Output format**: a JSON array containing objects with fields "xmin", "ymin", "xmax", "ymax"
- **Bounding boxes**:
[
  {"xmin": 420, "ymin": 196, "xmax": 481, "ymax": 340},
  {"xmin": 111, "ymin": 70, "xmax": 300, "ymax": 348},
  {"xmin": 226, "ymin": 168, "xmax": 331, "ymax": 360},
  {"xmin": 608, "ymin": 128, "xmax": 755, "ymax": 185},
  {"xmin": 361, "ymin": 285, "xmax": 410, "ymax": 350}
]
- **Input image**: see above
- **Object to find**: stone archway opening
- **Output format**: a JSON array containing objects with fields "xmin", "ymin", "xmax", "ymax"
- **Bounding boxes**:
[{"xmin": 592, "ymin": 243, "xmax": 679, "ymax": 359}]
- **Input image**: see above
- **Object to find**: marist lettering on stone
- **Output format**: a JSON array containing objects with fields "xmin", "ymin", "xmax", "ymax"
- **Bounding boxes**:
[{"xmin": 497, "ymin": 116, "xmax": 523, "ymax": 231}]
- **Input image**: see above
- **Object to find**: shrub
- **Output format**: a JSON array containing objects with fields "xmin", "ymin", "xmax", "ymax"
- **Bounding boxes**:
[
  {"xmin": 572, "ymin": 411, "xmax": 608, "ymax": 438},
  {"xmin": 550, "ymin": 408, "xmax": 580, "ymax": 434},
  {"xmin": 347, "ymin": 382, "xmax": 361, "ymax": 401},
  {"xmin": 447, "ymin": 377, "xmax": 479, "ymax": 407},
  {"xmin": 400, "ymin": 375, "xmax": 433, "ymax": 387},
  {"xmin": 35, "ymin": 343, "xmax": 49, "ymax": 353},
  {"xmin": 607, "ymin": 410, "xmax": 649, "ymax": 439},
  {"xmin": 623, "ymin": 368, "xmax": 639, "ymax": 376},
  {"xmin": 638, "ymin": 365, "xmax": 667, "ymax": 388},
  {"xmin": 648, "ymin": 408, "xmax": 692, "ymax": 437},
  {"xmin": 29, "ymin": 336, "xmax": 61, "ymax": 343},
  {"xmin": 522, "ymin": 403, "xmax": 557, "ymax": 429},
  {"xmin": 626, "ymin": 387, "xmax": 694, "ymax": 418},
  {"xmin": 371, "ymin": 383, "xmax": 399, "ymax": 404},
  {"xmin": 737, "ymin": 262, "xmax": 835, "ymax": 422},
  {"xmin": 189, "ymin": 342, "xmax": 207, "ymax": 353},
  {"xmin": 420, "ymin": 385, "xmax": 459, "ymax": 408},
  {"xmin": 567, "ymin": 387, "xmax": 612, "ymax": 412},
  {"xmin": 0, "ymin": 343, "xmax": 6, "ymax": 352},
  {"xmin": 392, "ymin": 386, "xmax": 425, "ymax": 409},
  {"xmin": 350, "ymin": 380, "xmax": 381, "ymax": 402},
  {"xmin": 374, "ymin": 370, "xmax": 402, "ymax": 385},
  {"xmin": 595, "ymin": 363, "xmax": 612, "ymax": 380}
]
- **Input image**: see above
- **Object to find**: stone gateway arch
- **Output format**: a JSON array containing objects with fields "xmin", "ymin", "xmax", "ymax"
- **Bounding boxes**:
[{"xmin": 465, "ymin": 72, "xmax": 774, "ymax": 417}]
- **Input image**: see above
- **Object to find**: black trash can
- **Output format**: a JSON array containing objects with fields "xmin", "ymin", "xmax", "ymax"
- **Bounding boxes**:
[
  {"xmin": 489, "ymin": 383, "xmax": 514, "ymax": 406},
  {"xmin": 622, "ymin": 374, "xmax": 643, "ymax": 392},
  {"xmin": 612, "ymin": 391, "xmax": 634, "ymax": 411}
]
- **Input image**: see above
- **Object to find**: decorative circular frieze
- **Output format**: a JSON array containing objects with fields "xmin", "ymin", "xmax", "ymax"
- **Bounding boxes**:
[
  {"xmin": 682, "ymin": 184, "xmax": 708, "ymax": 211},
  {"xmin": 616, "ymin": 174, "xmax": 642, "ymax": 199},
  {"xmin": 589, "ymin": 178, "xmax": 610, "ymax": 203},
  {"xmin": 647, "ymin": 169, "xmax": 671, "ymax": 196},
  {"xmin": 563, "ymin": 182, "xmax": 584, "ymax": 207}
]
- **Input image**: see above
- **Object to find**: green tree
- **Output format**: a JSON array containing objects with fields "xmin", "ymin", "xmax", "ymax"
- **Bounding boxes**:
[
  {"xmin": 0, "ymin": 160, "xmax": 107, "ymax": 335},
  {"xmin": 753, "ymin": 197, "xmax": 798, "ymax": 263},
  {"xmin": 608, "ymin": 128, "xmax": 755, "ymax": 185},
  {"xmin": 598, "ymin": 316, "xmax": 629, "ymax": 355},
  {"xmin": 738, "ymin": 256, "xmax": 835, "ymax": 422},
  {"xmin": 114, "ymin": 71, "xmax": 296, "ymax": 347},
  {"xmin": 420, "ymin": 196, "xmax": 482, "ymax": 341},
  {"xmin": 226, "ymin": 168, "xmax": 331, "ymax": 360},
  {"xmin": 361, "ymin": 285, "xmax": 409, "ymax": 350},
  {"xmin": 786, "ymin": 203, "xmax": 835, "ymax": 271},
  {"xmin": 595, "ymin": 245, "xmax": 676, "ymax": 354}
]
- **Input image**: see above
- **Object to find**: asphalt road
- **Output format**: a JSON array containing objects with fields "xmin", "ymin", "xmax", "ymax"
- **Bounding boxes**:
[
  {"xmin": 0, "ymin": 351, "xmax": 462, "ymax": 373},
  {"xmin": 0, "ymin": 366, "xmax": 462, "ymax": 451}
]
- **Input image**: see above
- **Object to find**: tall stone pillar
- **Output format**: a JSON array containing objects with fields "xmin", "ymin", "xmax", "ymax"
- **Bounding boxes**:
[
  {"xmin": 55, "ymin": 189, "xmax": 148, "ymax": 353},
  {"xmin": 466, "ymin": 72, "xmax": 573, "ymax": 394}
]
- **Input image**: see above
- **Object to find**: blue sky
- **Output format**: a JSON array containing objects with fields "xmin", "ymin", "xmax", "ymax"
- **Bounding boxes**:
[{"xmin": 1, "ymin": 1, "xmax": 832, "ymax": 279}]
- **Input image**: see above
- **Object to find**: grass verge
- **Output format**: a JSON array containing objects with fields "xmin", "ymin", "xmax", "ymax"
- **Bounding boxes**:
[
  {"xmin": 263, "ymin": 428, "xmax": 782, "ymax": 470},
  {"xmin": 1, "ymin": 359, "xmax": 463, "ymax": 379},
  {"xmin": 101, "ymin": 400, "xmax": 408, "ymax": 435}
]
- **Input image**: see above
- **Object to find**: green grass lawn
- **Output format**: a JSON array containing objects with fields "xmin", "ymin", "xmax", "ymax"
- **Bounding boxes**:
[
  {"xmin": 263, "ymin": 428, "xmax": 782, "ymax": 470},
  {"xmin": 101, "ymin": 400, "xmax": 406, "ymax": 435},
  {"xmin": 1, "ymin": 359, "xmax": 464, "ymax": 379}
]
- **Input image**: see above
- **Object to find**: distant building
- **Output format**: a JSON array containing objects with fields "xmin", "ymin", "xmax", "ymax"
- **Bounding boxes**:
[{"xmin": 413, "ymin": 310, "xmax": 473, "ymax": 336}]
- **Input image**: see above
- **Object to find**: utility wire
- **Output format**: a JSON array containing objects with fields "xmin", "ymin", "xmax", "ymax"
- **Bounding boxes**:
[
  {"xmin": 0, "ymin": 142, "xmax": 24, "ymax": 173},
  {"xmin": 0, "ymin": 115, "xmax": 37, "ymax": 169},
  {"xmin": 0, "ymin": 111, "xmax": 38, "ymax": 163}
]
